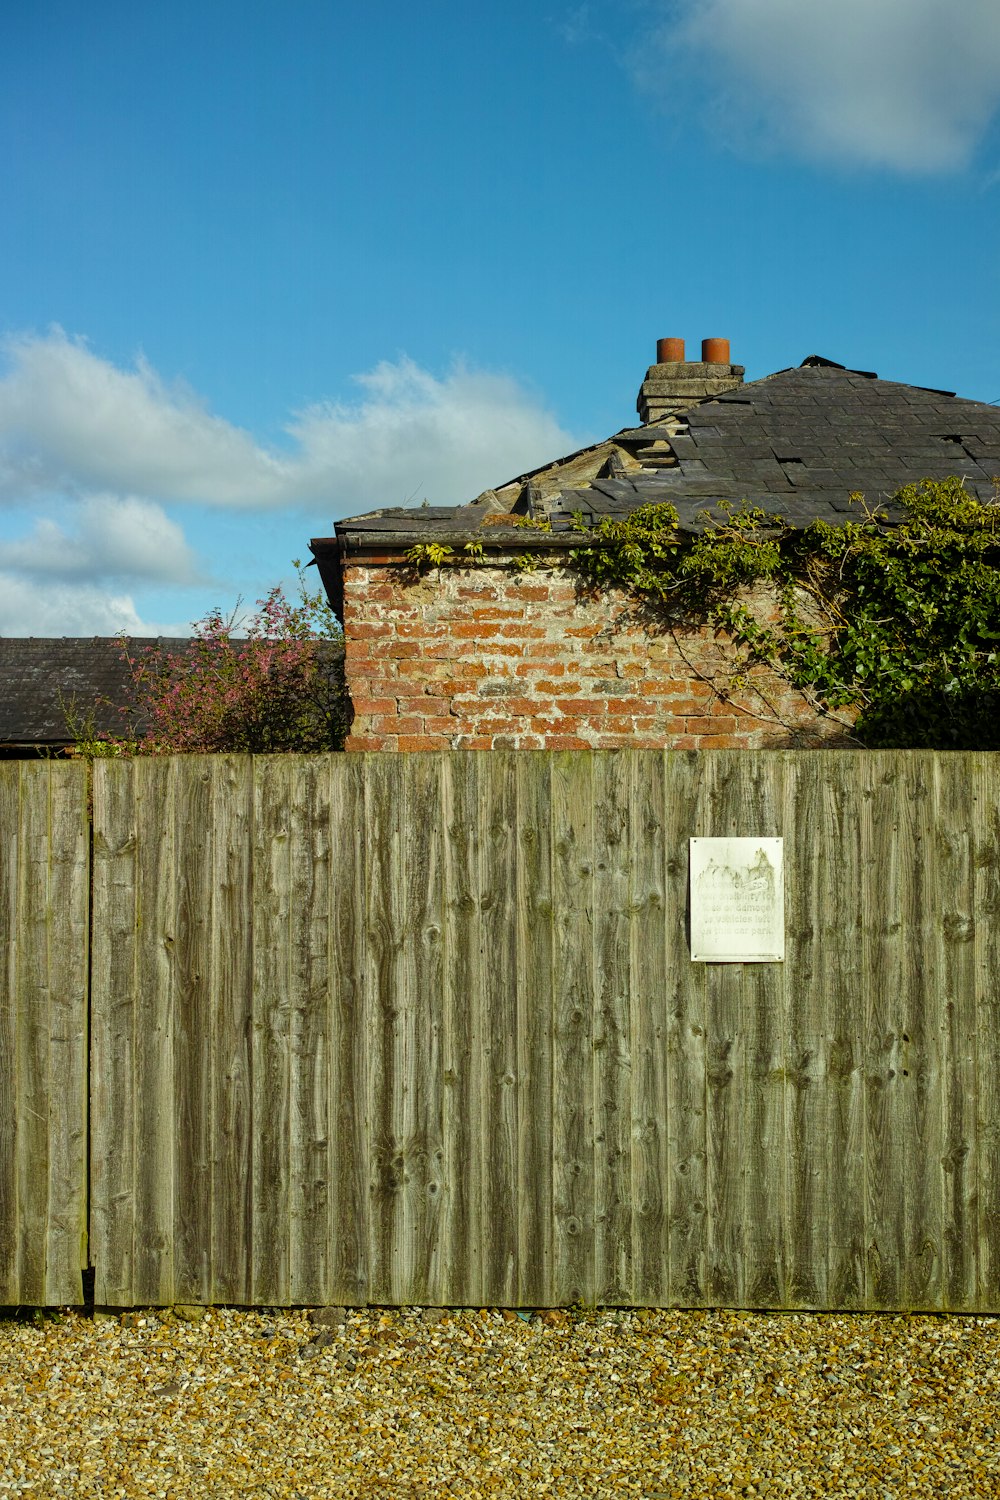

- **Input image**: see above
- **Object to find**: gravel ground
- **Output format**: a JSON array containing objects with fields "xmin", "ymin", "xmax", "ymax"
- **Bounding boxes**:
[{"xmin": 1, "ymin": 1304, "xmax": 998, "ymax": 1497}]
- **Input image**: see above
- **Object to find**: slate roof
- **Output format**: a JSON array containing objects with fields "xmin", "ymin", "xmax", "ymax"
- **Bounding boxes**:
[
  {"xmin": 0, "ymin": 637, "xmax": 347, "ymax": 748},
  {"xmin": 555, "ymin": 359, "xmax": 1000, "ymax": 531},
  {"xmin": 0, "ymin": 637, "xmax": 192, "ymax": 747},
  {"xmin": 319, "ymin": 357, "xmax": 1000, "ymax": 558}
]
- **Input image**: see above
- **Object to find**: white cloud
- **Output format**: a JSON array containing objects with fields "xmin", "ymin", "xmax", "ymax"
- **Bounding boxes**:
[
  {"xmin": 0, "ymin": 329, "xmax": 577, "ymax": 512},
  {"xmin": 0, "ymin": 575, "xmax": 175, "ymax": 637},
  {"xmin": 0, "ymin": 495, "xmax": 202, "ymax": 584},
  {"xmin": 648, "ymin": 0, "xmax": 1000, "ymax": 172}
]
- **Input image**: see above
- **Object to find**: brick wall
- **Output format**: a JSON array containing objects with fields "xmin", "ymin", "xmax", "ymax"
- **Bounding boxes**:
[{"xmin": 343, "ymin": 557, "xmax": 855, "ymax": 751}]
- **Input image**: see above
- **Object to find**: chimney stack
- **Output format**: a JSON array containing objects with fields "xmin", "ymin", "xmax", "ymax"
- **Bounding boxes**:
[{"xmin": 637, "ymin": 336, "xmax": 744, "ymax": 424}]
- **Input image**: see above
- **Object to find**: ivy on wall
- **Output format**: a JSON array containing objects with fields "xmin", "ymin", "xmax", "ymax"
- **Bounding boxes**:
[{"xmin": 563, "ymin": 478, "xmax": 1000, "ymax": 749}]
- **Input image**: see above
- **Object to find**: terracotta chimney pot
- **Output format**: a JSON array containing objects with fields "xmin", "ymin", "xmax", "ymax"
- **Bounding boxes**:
[
  {"xmin": 701, "ymin": 338, "xmax": 730, "ymax": 365},
  {"xmin": 656, "ymin": 337, "xmax": 685, "ymax": 363}
]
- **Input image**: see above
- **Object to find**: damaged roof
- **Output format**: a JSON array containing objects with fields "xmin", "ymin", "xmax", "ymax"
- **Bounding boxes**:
[{"xmin": 316, "ymin": 357, "xmax": 1000, "ymax": 559}]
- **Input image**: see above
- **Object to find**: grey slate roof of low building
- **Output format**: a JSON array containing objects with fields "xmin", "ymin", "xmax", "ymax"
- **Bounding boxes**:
[
  {"xmin": 322, "ymin": 357, "xmax": 1000, "ymax": 553},
  {"xmin": 0, "ymin": 636, "xmax": 348, "ymax": 747},
  {"xmin": 0, "ymin": 637, "xmax": 193, "ymax": 745}
]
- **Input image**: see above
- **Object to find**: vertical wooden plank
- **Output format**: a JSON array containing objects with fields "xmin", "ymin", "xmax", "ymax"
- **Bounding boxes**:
[
  {"xmin": 397, "ymin": 754, "xmax": 446, "ymax": 1304},
  {"xmin": 90, "ymin": 760, "xmax": 138, "ymax": 1308},
  {"xmin": 781, "ymin": 753, "xmax": 829, "ymax": 1309},
  {"xmin": 285, "ymin": 755, "xmax": 333, "ymax": 1305},
  {"xmin": 440, "ymin": 753, "xmax": 482, "ymax": 1306},
  {"xmin": 936, "ymin": 754, "xmax": 978, "ymax": 1310},
  {"xmin": 41, "ymin": 764, "xmax": 89, "ymax": 1305},
  {"xmin": 126, "ymin": 759, "xmax": 177, "ymax": 1308},
  {"xmin": 479, "ymin": 752, "xmax": 519, "ymax": 1306},
  {"xmin": 0, "ymin": 765, "xmax": 19, "ymax": 1302},
  {"xmin": 210, "ymin": 756, "xmax": 253, "ymax": 1305},
  {"xmin": 628, "ymin": 751, "xmax": 670, "ymax": 1307},
  {"xmin": 515, "ymin": 753, "xmax": 554, "ymax": 1307},
  {"xmin": 591, "ymin": 750, "xmax": 634, "ymax": 1305},
  {"xmin": 16, "ymin": 765, "xmax": 54, "ymax": 1303},
  {"xmin": 697, "ymin": 754, "xmax": 749, "ymax": 1307},
  {"xmin": 251, "ymin": 755, "xmax": 292, "ymax": 1305},
  {"xmin": 738, "ymin": 755, "xmax": 786, "ymax": 1309},
  {"xmin": 550, "ymin": 751, "xmax": 596, "ymax": 1305},
  {"xmin": 662, "ymin": 751, "xmax": 708, "ymax": 1307},
  {"xmin": 362, "ymin": 754, "xmax": 405, "ymax": 1304},
  {"xmin": 813, "ymin": 753, "xmax": 866, "ymax": 1311},
  {"xmin": 974, "ymin": 756, "xmax": 1000, "ymax": 1311},
  {"xmin": 859, "ymin": 751, "xmax": 908, "ymax": 1309},
  {"xmin": 172, "ymin": 758, "xmax": 216, "ymax": 1304},
  {"xmin": 895, "ymin": 754, "xmax": 943, "ymax": 1310},
  {"xmin": 328, "ymin": 753, "xmax": 369, "ymax": 1304},
  {"xmin": 698, "ymin": 751, "xmax": 786, "ymax": 1308}
]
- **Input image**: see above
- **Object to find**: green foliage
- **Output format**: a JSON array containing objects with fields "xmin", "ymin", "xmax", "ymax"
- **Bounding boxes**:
[
  {"xmin": 60, "ymin": 698, "xmax": 140, "ymax": 759},
  {"xmin": 564, "ymin": 479, "xmax": 1000, "ymax": 749},
  {"xmin": 404, "ymin": 541, "xmax": 454, "ymax": 570}
]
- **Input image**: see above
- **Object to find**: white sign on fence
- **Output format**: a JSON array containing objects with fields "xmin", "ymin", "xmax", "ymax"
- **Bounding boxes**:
[{"xmin": 689, "ymin": 837, "xmax": 784, "ymax": 963}]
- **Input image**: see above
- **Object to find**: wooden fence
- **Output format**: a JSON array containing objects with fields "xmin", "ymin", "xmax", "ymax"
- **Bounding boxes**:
[{"xmin": 3, "ymin": 750, "xmax": 1000, "ymax": 1310}]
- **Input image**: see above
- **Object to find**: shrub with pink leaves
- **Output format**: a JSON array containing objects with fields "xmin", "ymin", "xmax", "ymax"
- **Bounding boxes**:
[{"xmin": 73, "ymin": 567, "xmax": 349, "ymax": 756}]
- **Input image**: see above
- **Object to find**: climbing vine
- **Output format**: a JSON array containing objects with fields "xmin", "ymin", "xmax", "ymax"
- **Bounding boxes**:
[{"xmin": 562, "ymin": 478, "xmax": 1000, "ymax": 749}]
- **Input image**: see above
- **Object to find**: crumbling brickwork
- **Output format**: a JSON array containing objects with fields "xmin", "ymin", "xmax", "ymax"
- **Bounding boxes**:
[{"xmin": 342, "ymin": 557, "xmax": 854, "ymax": 752}]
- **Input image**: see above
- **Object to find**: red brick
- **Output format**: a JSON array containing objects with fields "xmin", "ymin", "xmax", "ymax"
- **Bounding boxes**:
[
  {"xmin": 345, "ymin": 735, "xmax": 395, "ymax": 752},
  {"xmin": 372, "ymin": 715, "xmax": 423, "ymax": 735},
  {"xmin": 684, "ymin": 716, "xmax": 738, "ymax": 735},
  {"xmin": 514, "ymin": 660, "xmax": 565, "ymax": 678},
  {"xmin": 452, "ymin": 622, "xmax": 496, "ymax": 639},
  {"xmin": 393, "ymin": 621, "xmax": 445, "ymax": 639},
  {"xmin": 537, "ymin": 717, "xmax": 584, "ymax": 735},
  {"xmin": 599, "ymin": 698, "xmax": 658, "ymax": 718},
  {"xmin": 397, "ymin": 734, "xmax": 448, "ymax": 751},
  {"xmin": 477, "ymin": 696, "xmax": 536, "ymax": 716},
  {"xmin": 350, "ymin": 697, "xmax": 397, "ymax": 717},
  {"xmin": 499, "ymin": 623, "xmax": 546, "ymax": 639},
  {"xmin": 347, "ymin": 621, "xmax": 394, "ymax": 639},
  {"xmin": 691, "ymin": 734, "xmax": 741, "ymax": 749},
  {"xmin": 540, "ymin": 734, "xmax": 589, "ymax": 750},
  {"xmin": 523, "ymin": 642, "xmax": 571, "ymax": 658}
]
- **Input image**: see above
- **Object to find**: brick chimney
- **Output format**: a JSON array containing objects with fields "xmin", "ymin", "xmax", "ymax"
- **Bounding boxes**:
[{"xmin": 637, "ymin": 337, "xmax": 745, "ymax": 424}]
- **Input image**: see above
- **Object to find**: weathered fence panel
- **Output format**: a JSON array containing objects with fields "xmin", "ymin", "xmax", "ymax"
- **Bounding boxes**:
[
  {"xmin": 0, "ymin": 762, "xmax": 89, "ymax": 1306},
  {"xmin": 88, "ymin": 749, "xmax": 1000, "ymax": 1311}
]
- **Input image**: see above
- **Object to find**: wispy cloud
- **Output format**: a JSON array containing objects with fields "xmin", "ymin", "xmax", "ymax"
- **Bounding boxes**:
[
  {"xmin": 0, "ymin": 574, "xmax": 176, "ymax": 637},
  {"xmin": 0, "ymin": 329, "xmax": 578, "ymax": 512},
  {"xmin": 0, "ymin": 494, "xmax": 202, "ymax": 584},
  {"xmin": 642, "ymin": 0, "xmax": 1000, "ymax": 173},
  {"xmin": 0, "ymin": 328, "xmax": 580, "ymax": 634}
]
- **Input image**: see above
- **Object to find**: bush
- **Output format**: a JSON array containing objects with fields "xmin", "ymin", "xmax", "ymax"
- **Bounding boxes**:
[{"xmin": 71, "ymin": 566, "xmax": 349, "ymax": 756}]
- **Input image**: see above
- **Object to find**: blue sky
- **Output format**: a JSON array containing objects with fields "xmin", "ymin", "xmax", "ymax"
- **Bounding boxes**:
[{"xmin": 1, "ymin": 0, "xmax": 999, "ymax": 634}]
